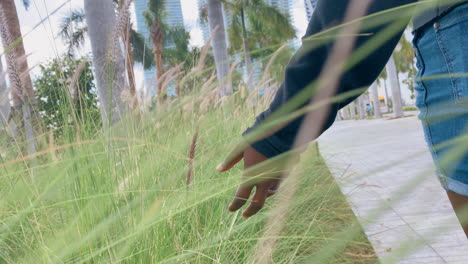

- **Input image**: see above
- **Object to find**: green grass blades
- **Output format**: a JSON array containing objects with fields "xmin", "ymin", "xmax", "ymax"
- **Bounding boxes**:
[{"xmin": 0, "ymin": 103, "xmax": 376, "ymax": 264}]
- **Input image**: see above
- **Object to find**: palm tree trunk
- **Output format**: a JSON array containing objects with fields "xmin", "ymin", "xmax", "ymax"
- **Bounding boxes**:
[
  {"xmin": 119, "ymin": 0, "xmax": 137, "ymax": 109},
  {"xmin": 124, "ymin": 21, "xmax": 137, "ymax": 109},
  {"xmin": 240, "ymin": 8, "xmax": 253, "ymax": 93},
  {"xmin": 0, "ymin": 57, "xmax": 10, "ymax": 126},
  {"xmin": 150, "ymin": 19, "xmax": 165, "ymax": 99},
  {"xmin": 357, "ymin": 96, "xmax": 365, "ymax": 119},
  {"xmin": 341, "ymin": 108, "xmax": 349, "ymax": 120},
  {"xmin": 207, "ymin": 0, "xmax": 232, "ymax": 96},
  {"xmin": 369, "ymin": 82, "xmax": 382, "ymax": 118},
  {"xmin": 349, "ymin": 102, "xmax": 356, "ymax": 119},
  {"xmin": 383, "ymin": 78, "xmax": 390, "ymax": 110},
  {"xmin": 0, "ymin": 2, "xmax": 38, "ymax": 155},
  {"xmin": 386, "ymin": 54, "xmax": 404, "ymax": 118},
  {"xmin": 84, "ymin": 0, "xmax": 128, "ymax": 125},
  {"xmin": 0, "ymin": 1, "xmax": 37, "ymax": 110}
]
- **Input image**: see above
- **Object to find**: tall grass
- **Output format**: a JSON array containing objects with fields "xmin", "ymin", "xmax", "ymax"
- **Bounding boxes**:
[{"xmin": 0, "ymin": 91, "xmax": 376, "ymax": 263}]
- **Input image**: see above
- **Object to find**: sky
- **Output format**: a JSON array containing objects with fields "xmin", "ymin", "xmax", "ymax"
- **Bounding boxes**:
[
  {"xmin": 1, "ymin": 0, "xmax": 415, "ymax": 104},
  {"xmin": 6, "ymin": 0, "xmax": 309, "ymax": 68}
]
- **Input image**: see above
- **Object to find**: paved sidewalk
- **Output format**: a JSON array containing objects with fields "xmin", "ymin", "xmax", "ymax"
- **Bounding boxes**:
[{"xmin": 318, "ymin": 116, "xmax": 468, "ymax": 264}]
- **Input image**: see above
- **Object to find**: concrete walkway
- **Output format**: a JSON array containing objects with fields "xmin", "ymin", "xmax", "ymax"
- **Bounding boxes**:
[{"xmin": 318, "ymin": 115, "xmax": 468, "ymax": 263}]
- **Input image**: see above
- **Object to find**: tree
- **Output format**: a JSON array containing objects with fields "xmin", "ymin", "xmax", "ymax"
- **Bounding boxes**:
[
  {"xmin": 144, "ymin": 0, "xmax": 167, "ymax": 98},
  {"xmin": 0, "ymin": 0, "xmax": 40, "ymax": 155},
  {"xmin": 224, "ymin": 0, "xmax": 295, "ymax": 92},
  {"xmin": 348, "ymin": 102, "xmax": 356, "ymax": 119},
  {"xmin": 376, "ymin": 68, "xmax": 391, "ymax": 110},
  {"xmin": 369, "ymin": 82, "xmax": 382, "ymax": 118},
  {"xmin": 264, "ymin": 45, "xmax": 295, "ymax": 84},
  {"xmin": 0, "ymin": 56, "xmax": 9, "ymax": 126},
  {"xmin": 84, "ymin": 0, "xmax": 129, "ymax": 125},
  {"xmin": 386, "ymin": 54, "xmax": 404, "ymax": 118},
  {"xmin": 357, "ymin": 96, "xmax": 366, "ymax": 119},
  {"xmin": 163, "ymin": 27, "xmax": 191, "ymax": 69},
  {"xmin": 142, "ymin": 0, "xmax": 195, "ymax": 98},
  {"xmin": 206, "ymin": 0, "xmax": 232, "ymax": 96},
  {"xmin": 34, "ymin": 56, "xmax": 100, "ymax": 136},
  {"xmin": 394, "ymin": 34, "xmax": 417, "ymax": 100},
  {"xmin": 59, "ymin": 6, "xmax": 153, "ymax": 109},
  {"xmin": 340, "ymin": 108, "xmax": 349, "ymax": 120}
]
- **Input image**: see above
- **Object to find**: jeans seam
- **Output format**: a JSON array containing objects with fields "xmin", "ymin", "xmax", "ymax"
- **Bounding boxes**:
[
  {"xmin": 434, "ymin": 27, "xmax": 463, "ymax": 106},
  {"xmin": 417, "ymin": 31, "xmax": 450, "ymax": 180}
]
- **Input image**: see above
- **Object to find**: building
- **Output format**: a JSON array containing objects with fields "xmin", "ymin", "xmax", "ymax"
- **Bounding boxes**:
[
  {"xmin": 267, "ymin": 0, "xmax": 292, "ymax": 17},
  {"xmin": 134, "ymin": 0, "xmax": 184, "ymax": 92},
  {"xmin": 164, "ymin": 0, "xmax": 184, "ymax": 28},
  {"xmin": 304, "ymin": 0, "xmax": 318, "ymax": 21}
]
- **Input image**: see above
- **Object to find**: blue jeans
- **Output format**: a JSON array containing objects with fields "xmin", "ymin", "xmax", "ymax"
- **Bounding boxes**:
[{"xmin": 413, "ymin": 4, "xmax": 468, "ymax": 196}]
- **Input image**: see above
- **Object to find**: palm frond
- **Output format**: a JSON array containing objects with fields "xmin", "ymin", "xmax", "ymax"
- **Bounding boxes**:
[
  {"xmin": 246, "ymin": 4, "xmax": 295, "ymax": 39},
  {"xmin": 165, "ymin": 27, "xmax": 189, "ymax": 50},
  {"xmin": 148, "ymin": 0, "xmax": 166, "ymax": 17},
  {"xmin": 163, "ymin": 26, "xmax": 191, "ymax": 67},
  {"xmin": 130, "ymin": 29, "xmax": 154, "ymax": 69},
  {"xmin": 199, "ymin": 2, "xmax": 208, "ymax": 24},
  {"xmin": 143, "ymin": 10, "xmax": 155, "ymax": 28},
  {"xmin": 227, "ymin": 13, "xmax": 243, "ymax": 49},
  {"xmin": 59, "ymin": 9, "xmax": 87, "ymax": 47},
  {"xmin": 67, "ymin": 26, "xmax": 87, "ymax": 56}
]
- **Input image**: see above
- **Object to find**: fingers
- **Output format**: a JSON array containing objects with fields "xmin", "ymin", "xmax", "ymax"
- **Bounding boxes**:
[
  {"xmin": 217, "ymin": 151, "xmax": 243, "ymax": 172},
  {"xmin": 230, "ymin": 181, "xmax": 280, "ymax": 218},
  {"xmin": 228, "ymin": 184, "xmax": 253, "ymax": 212},
  {"xmin": 242, "ymin": 184, "xmax": 269, "ymax": 218},
  {"xmin": 267, "ymin": 180, "xmax": 280, "ymax": 198}
]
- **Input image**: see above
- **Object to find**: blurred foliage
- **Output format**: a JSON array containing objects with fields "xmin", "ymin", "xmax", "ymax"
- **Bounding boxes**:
[
  {"xmin": 376, "ymin": 33, "xmax": 416, "ymax": 103},
  {"xmin": 34, "ymin": 56, "xmax": 100, "ymax": 136},
  {"xmin": 224, "ymin": 0, "xmax": 295, "ymax": 58},
  {"xmin": 394, "ymin": 34, "xmax": 417, "ymax": 99},
  {"xmin": 225, "ymin": 0, "xmax": 295, "ymax": 83},
  {"xmin": 59, "ymin": 8, "xmax": 154, "ymax": 70},
  {"xmin": 59, "ymin": 8, "xmax": 87, "ymax": 57},
  {"xmin": 131, "ymin": 29, "xmax": 155, "ymax": 69},
  {"xmin": 163, "ymin": 26, "xmax": 192, "ymax": 71},
  {"xmin": 266, "ymin": 45, "xmax": 295, "ymax": 83},
  {"xmin": 198, "ymin": 0, "xmax": 296, "ymax": 83}
]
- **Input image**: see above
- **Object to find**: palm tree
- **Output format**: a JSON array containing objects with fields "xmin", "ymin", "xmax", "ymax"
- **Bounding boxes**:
[
  {"xmin": 357, "ymin": 96, "xmax": 366, "ymax": 119},
  {"xmin": 394, "ymin": 34, "xmax": 417, "ymax": 100},
  {"xmin": 162, "ymin": 26, "xmax": 191, "ymax": 68},
  {"xmin": 348, "ymin": 102, "xmax": 356, "ymax": 119},
  {"xmin": 340, "ymin": 108, "xmax": 349, "ymax": 120},
  {"xmin": 144, "ymin": 0, "xmax": 167, "ymax": 97},
  {"xmin": 59, "ymin": 9, "xmax": 87, "ymax": 57},
  {"xmin": 144, "ymin": 0, "xmax": 195, "ymax": 98},
  {"xmin": 369, "ymin": 82, "xmax": 382, "ymax": 118},
  {"xmin": 0, "ymin": 56, "xmax": 9, "ymax": 126},
  {"xmin": 59, "ymin": 6, "xmax": 153, "ymax": 109},
  {"xmin": 0, "ymin": 0, "xmax": 40, "ymax": 154},
  {"xmin": 206, "ymin": 0, "xmax": 232, "ymax": 96},
  {"xmin": 377, "ymin": 69, "xmax": 391, "ymax": 110},
  {"xmin": 224, "ymin": 0, "xmax": 295, "ymax": 92},
  {"xmin": 386, "ymin": 54, "xmax": 404, "ymax": 118},
  {"xmin": 84, "ymin": 0, "xmax": 128, "ymax": 125}
]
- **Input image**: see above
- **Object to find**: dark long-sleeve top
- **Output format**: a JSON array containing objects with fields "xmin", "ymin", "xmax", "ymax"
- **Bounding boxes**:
[{"xmin": 244, "ymin": 0, "xmax": 467, "ymax": 159}]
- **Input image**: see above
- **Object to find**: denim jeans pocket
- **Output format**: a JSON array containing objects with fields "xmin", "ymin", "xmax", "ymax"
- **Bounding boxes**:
[
  {"xmin": 438, "ymin": 4, "xmax": 468, "ymax": 30},
  {"xmin": 435, "ymin": 8, "xmax": 468, "ymax": 107}
]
